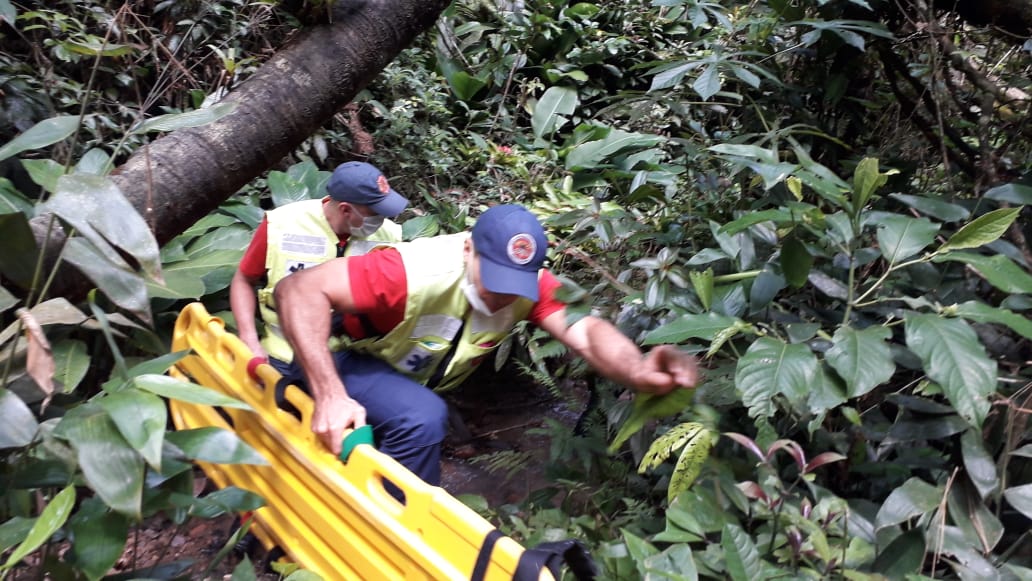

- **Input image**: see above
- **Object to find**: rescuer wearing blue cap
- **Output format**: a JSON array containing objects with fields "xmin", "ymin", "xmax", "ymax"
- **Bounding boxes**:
[
  {"xmin": 274, "ymin": 204, "xmax": 700, "ymax": 485},
  {"xmin": 230, "ymin": 161, "xmax": 410, "ymax": 376}
]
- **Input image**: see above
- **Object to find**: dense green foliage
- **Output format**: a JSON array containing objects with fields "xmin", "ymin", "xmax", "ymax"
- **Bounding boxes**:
[{"xmin": 1, "ymin": 0, "xmax": 1031, "ymax": 579}]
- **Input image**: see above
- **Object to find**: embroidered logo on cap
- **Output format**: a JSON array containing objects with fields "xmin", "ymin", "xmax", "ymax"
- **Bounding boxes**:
[
  {"xmin": 507, "ymin": 233, "xmax": 536, "ymax": 265},
  {"xmin": 377, "ymin": 175, "xmax": 390, "ymax": 194}
]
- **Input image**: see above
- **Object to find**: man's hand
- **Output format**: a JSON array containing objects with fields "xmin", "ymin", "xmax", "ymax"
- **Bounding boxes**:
[
  {"xmin": 312, "ymin": 391, "xmax": 367, "ymax": 456},
  {"xmin": 630, "ymin": 345, "xmax": 700, "ymax": 395}
]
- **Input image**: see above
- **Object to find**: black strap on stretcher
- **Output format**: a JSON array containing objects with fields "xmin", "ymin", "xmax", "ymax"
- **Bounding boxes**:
[{"xmin": 471, "ymin": 529, "xmax": 598, "ymax": 581}]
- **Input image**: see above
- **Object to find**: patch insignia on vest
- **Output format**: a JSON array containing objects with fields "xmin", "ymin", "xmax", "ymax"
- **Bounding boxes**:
[
  {"xmin": 507, "ymin": 233, "xmax": 536, "ymax": 265},
  {"xmin": 400, "ymin": 346, "xmax": 439, "ymax": 374}
]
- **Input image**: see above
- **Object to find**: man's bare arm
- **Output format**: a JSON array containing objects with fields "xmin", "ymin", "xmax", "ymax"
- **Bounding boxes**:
[
  {"xmin": 273, "ymin": 258, "xmax": 367, "ymax": 455},
  {"xmin": 229, "ymin": 269, "xmax": 266, "ymax": 357},
  {"xmin": 539, "ymin": 309, "xmax": 699, "ymax": 394}
]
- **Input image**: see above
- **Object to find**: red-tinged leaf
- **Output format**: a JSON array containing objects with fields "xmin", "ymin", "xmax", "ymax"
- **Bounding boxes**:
[
  {"xmin": 768, "ymin": 439, "xmax": 807, "ymax": 469},
  {"xmin": 737, "ymin": 481, "xmax": 768, "ymax": 503},
  {"xmin": 723, "ymin": 432, "xmax": 765, "ymax": 462},
  {"xmin": 804, "ymin": 452, "xmax": 847, "ymax": 474}
]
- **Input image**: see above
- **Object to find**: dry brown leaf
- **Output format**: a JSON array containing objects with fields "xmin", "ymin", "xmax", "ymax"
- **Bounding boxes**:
[{"xmin": 17, "ymin": 307, "xmax": 55, "ymax": 411}]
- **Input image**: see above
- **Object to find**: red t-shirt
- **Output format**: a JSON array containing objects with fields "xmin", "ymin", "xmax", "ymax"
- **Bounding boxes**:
[
  {"xmin": 238, "ymin": 217, "xmax": 350, "ymax": 278},
  {"xmin": 343, "ymin": 247, "xmax": 566, "ymax": 339}
]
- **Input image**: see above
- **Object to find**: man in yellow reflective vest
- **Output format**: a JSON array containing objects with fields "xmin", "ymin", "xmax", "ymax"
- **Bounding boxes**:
[
  {"xmin": 230, "ymin": 161, "xmax": 409, "ymax": 376},
  {"xmin": 274, "ymin": 204, "xmax": 699, "ymax": 485}
]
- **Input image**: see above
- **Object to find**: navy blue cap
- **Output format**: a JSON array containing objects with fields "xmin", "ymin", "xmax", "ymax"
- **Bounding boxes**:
[
  {"xmin": 471, "ymin": 204, "xmax": 548, "ymax": 301},
  {"xmin": 326, "ymin": 161, "xmax": 409, "ymax": 218}
]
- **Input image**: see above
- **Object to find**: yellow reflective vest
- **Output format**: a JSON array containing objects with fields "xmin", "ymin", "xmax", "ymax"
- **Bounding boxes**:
[
  {"xmin": 347, "ymin": 233, "xmax": 533, "ymax": 392},
  {"xmin": 258, "ymin": 199, "xmax": 401, "ymax": 362}
]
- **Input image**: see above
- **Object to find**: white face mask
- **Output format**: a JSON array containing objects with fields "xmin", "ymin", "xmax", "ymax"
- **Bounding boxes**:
[
  {"xmin": 350, "ymin": 213, "xmax": 384, "ymax": 238},
  {"xmin": 461, "ymin": 264, "xmax": 497, "ymax": 317}
]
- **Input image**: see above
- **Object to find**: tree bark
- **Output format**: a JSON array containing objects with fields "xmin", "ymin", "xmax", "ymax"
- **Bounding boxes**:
[{"xmin": 31, "ymin": 0, "xmax": 450, "ymax": 300}]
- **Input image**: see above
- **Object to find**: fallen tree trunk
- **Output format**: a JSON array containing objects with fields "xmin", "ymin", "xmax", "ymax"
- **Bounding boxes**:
[{"xmin": 31, "ymin": 0, "xmax": 450, "ymax": 300}]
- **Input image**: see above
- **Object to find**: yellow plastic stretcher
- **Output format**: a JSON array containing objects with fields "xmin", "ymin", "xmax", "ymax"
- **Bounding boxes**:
[{"xmin": 167, "ymin": 302, "xmax": 552, "ymax": 581}]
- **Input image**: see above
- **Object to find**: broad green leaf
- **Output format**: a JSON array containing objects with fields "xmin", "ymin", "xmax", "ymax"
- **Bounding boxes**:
[
  {"xmin": 876, "ymin": 215, "xmax": 938, "ymax": 263},
  {"xmin": 0, "ymin": 115, "xmax": 80, "ymax": 163},
  {"xmin": 100, "ymin": 389, "xmax": 166, "ymax": 471},
  {"xmin": 622, "ymin": 529, "xmax": 659, "ymax": 577},
  {"xmin": 166, "ymin": 428, "xmax": 268, "ymax": 465},
  {"xmin": 68, "ymin": 498, "xmax": 128, "ymax": 581},
  {"xmin": 608, "ymin": 390, "xmax": 694, "ymax": 453},
  {"xmin": 872, "ymin": 529, "xmax": 925, "ymax": 577},
  {"xmin": 46, "ymin": 173, "xmax": 163, "ymax": 282},
  {"xmin": 852, "ymin": 157, "xmax": 889, "ymax": 212},
  {"xmin": 639, "ymin": 422, "xmax": 704, "ymax": 473},
  {"xmin": 57, "ymin": 404, "xmax": 143, "ymax": 518},
  {"xmin": 146, "ymin": 273, "xmax": 206, "ymax": 299},
  {"xmin": 402, "ymin": 214, "xmax": 439, "ymax": 240},
  {"xmin": 0, "ymin": 388, "xmax": 37, "ymax": 449},
  {"xmin": 564, "ymin": 128, "xmax": 666, "ymax": 170},
  {"xmin": 952, "ymin": 301, "xmax": 1032, "ymax": 341},
  {"xmin": 130, "ymin": 102, "xmax": 237, "ymax": 135},
  {"xmin": 720, "ymin": 209, "xmax": 795, "ymax": 236},
  {"xmin": 1003, "ymin": 483, "xmax": 1032, "ymax": 521},
  {"xmin": 2, "ymin": 486, "xmax": 75, "ymax": 569},
  {"xmin": 693, "ymin": 63, "xmax": 721, "ymax": 101},
  {"xmin": 0, "ymin": 518, "xmax": 35, "ymax": 555},
  {"xmin": 531, "ymin": 86, "xmax": 578, "ymax": 139},
  {"xmin": 267, "ymin": 171, "xmax": 310, "ymax": 207},
  {"xmin": 0, "ymin": 212, "xmax": 40, "ymax": 289},
  {"xmin": 889, "ymin": 193, "xmax": 969, "ymax": 222},
  {"xmin": 644, "ymin": 544, "xmax": 698, "ymax": 580},
  {"xmin": 161, "ymin": 249, "xmax": 241, "ymax": 295},
  {"xmin": 689, "ymin": 268, "xmax": 714, "ymax": 311},
  {"xmin": 52, "ymin": 339, "xmax": 89, "ymax": 393},
  {"xmin": 983, "ymin": 183, "xmax": 1032, "ymax": 205},
  {"xmin": 20, "ymin": 158, "xmax": 65, "ymax": 194},
  {"xmin": 133, "ymin": 374, "xmax": 252, "ymax": 409},
  {"xmin": 184, "ymin": 486, "xmax": 265, "ymax": 518},
  {"xmin": 960, "ymin": 429, "xmax": 998, "ymax": 499},
  {"xmin": 232, "ymin": 555, "xmax": 260, "ymax": 581},
  {"xmin": 937, "ymin": 207, "xmax": 1021, "ymax": 253},
  {"xmin": 76, "ymin": 147, "xmax": 111, "ymax": 175},
  {"xmin": 62, "ymin": 238, "xmax": 151, "ymax": 323},
  {"xmin": 0, "ymin": 178, "xmax": 34, "ymax": 214},
  {"xmin": 780, "ymin": 235, "xmax": 812, "ymax": 288},
  {"xmin": 649, "ymin": 61, "xmax": 700, "ymax": 91},
  {"xmin": 0, "ymin": 1, "xmax": 15, "ymax": 26},
  {"xmin": 825, "ymin": 326, "xmax": 894, "ymax": 398},
  {"xmin": 59, "ymin": 39, "xmax": 136, "ymax": 57},
  {"xmin": 445, "ymin": 70, "xmax": 487, "ymax": 102},
  {"xmin": 932, "ymin": 252, "xmax": 1032, "ymax": 294},
  {"xmin": 875, "ymin": 477, "xmax": 942, "ymax": 529},
  {"xmin": 126, "ymin": 351, "xmax": 188, "ymax": 379},
  {"xmin": 904, "ymin": 313, "xmax": 996, "ymax": 428},
  {"xmin": 722, "ymin": 523, "xmax": 763, "ymax": 581},
  {"xmin": 642, "ymin": 312, "xmax": 744, "ymax": 344},
  {"xmin": 735, "ymin": 337, "xmax": 818, "ymax": 419}
]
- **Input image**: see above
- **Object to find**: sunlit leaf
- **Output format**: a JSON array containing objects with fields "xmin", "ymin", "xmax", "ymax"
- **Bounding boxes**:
[
  {"xmin": 825, "ymin": 326, "xmax": 894, "ymax": 398},
  {"xmin": 532, "ymin": 86, "xmax": 578, "ymax": 139},
  {"xmin": 937, "ymin": 207, "xmax": 1021, "ymax": 253},
  {"xmin": 933, "ymin": 252, "xmax": 1032, "ymax": 294},
  {"xmin": 689, "ymin": 269, "xmax": 714, "ymax": 311},
  {"xmin": 133, "ymin": 374, "xmax": 252, "ymax": 409},
  {"xmin": 564, "ymin": 128, "xmax": 666, "ymax": 171},
  {"xmin": 165, "ymin": 428, "xmax": 268, "ymax": 465},
  {"xmin": 100, "ymin": 389, "xmax": 166, "ymax": 471},
  {"xmin": 904, "ymin": 313, "xmax": 995, "ymax": 428},
  {"xmin": 735, "ymin": 337, "xmax": 817, "ymax": 419},
  {"xmin": 1004, "ymin": 484, "xmax": 1032, "ymax": 521},
  {"xmin": 2, "ymin": 485, "xmax": 75, "ymax": 569},
  {"xmin": 0, "ymin": 115, "xmax": 80, "ymax": 163},
  {"xmin": 639, "ymin": 422, "xmax": 704, "ymax": 473},
  {"xmin": 693, "ymin": 63, "xmax": 721, "ymax": 101},
  {"xmin": 852, "ymin": 157, "xmax": 892, "ymax": 212},
  {"xmin": 669, "ymin": 427, "xmax": 715, "ymax": 502},
  {"xmin": 875, "ymin": 477, "xmax": 942, "ymax": 529},
  {"xmin": 643, "ymin": 313, "xmax": 745, "ymax": 345},
  {"xmin": 722, "ymin": 522, "xmax": 763, "ymax": 581},
  {"xmin": 0, "ymin": 388, "xmax": 37, "ymax": 449},
  {"xmin": 876, "ymin": 215, "xmax": 938, "ymax": 263},
  {"xmin": 46, "ymin": 173, "xmax": 163, "ymax": 283},
  {"xmin": 130, "ymin": 102, "xmax": 237, "ymax": 135},
  {"xmin": 57, "ymin": 404, "xmax": 143, "ymax": 518}
]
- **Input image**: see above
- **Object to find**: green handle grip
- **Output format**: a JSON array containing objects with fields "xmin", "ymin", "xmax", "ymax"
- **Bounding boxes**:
[{"xmin": 340, "ymin": 425, "xmax": 375, "ymax": 463}]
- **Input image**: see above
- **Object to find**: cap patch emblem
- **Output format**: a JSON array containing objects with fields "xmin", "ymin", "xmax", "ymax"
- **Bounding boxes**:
[
  {"xmin": 507, "ymin": 233, "xmax": 536, "ymax": 265},
  {"xmin": 377, "ymin": 175, "xmax": 390, "ymax": 194}
]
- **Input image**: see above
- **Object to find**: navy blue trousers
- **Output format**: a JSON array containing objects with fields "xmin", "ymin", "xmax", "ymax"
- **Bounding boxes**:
[{"xmin": 272, "ymin": 352, "xmax": 449, "ymax": 486}]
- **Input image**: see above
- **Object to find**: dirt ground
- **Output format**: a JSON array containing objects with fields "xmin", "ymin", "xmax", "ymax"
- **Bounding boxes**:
[{"xmin": 13, "ymin": 367, "xmax": 584, "ymax": 580}]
